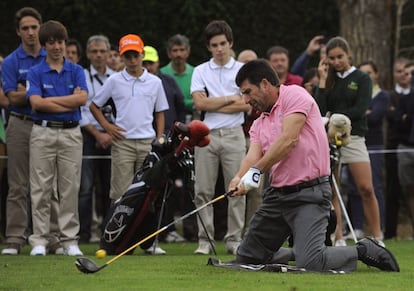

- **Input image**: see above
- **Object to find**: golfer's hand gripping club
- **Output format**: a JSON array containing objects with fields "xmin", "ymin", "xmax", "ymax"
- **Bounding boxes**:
[{"xmin": 239, "ymin": 167, "xmax": 262, "ymax": 191}]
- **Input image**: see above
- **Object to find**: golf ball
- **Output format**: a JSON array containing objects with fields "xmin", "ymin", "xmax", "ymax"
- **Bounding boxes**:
[{"xmin": 96, "ymin": 249, "xmax": 106, "ymax": 259}]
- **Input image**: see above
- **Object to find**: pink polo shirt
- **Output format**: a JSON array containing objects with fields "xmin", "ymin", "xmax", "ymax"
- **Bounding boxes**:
[{"xmin": 250, "ymin": 85, "xmax": 330, "ymax": 187}]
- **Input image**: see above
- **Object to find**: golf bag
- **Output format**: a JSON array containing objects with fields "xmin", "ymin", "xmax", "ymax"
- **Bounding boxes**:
[{"xmin": 100, "ymin": 120, "xmax": 210, "ymax": 255}]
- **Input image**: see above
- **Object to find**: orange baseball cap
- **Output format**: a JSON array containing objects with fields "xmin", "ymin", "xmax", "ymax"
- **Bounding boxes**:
[{"xmin": 119, "ymin": 34, "xmax": 144, "ymax": 56}]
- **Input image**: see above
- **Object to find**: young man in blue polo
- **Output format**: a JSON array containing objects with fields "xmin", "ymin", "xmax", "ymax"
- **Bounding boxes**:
[{"xmin": 26, "ymin": 20, "xmax": 88, "ymax": 256}]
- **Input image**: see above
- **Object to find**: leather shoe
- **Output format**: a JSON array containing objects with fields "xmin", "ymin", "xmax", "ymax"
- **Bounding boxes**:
[{"xmin": 356, "ymin": 238, "xmax": 400, "ymax": 272}]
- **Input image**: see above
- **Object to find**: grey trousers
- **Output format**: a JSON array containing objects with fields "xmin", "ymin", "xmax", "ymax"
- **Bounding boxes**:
[{"xmin": 237, "ymin": 182, "xmax": 358, "ymax": 272}]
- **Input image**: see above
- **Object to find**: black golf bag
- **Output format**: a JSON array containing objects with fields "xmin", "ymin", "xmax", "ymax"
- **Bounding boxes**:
[{"xmin": 100, "ymin": 120, "xmax": 210, "ymax": 255}]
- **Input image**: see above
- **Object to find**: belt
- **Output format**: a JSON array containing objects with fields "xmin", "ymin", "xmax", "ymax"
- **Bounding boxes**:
[
  {"xmin": 210, "ymin": 126, "xmax": 242, "ymax": 137},
  {"xmin": 10, "ymin": 111, "xmax": 33, "ymax": 121},
  {"xmin": 273, "ymin": 176, "xmax": 330, "ymax": 195},
  {"xmin": 34, "ymin": 120, "xmax": 79, "ymax": 129}
]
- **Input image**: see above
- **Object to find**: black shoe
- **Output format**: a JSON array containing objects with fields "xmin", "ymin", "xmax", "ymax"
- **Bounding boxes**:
[{"xmin": 356, "ymin": 238, "xmax": 400, "ymax": 272}]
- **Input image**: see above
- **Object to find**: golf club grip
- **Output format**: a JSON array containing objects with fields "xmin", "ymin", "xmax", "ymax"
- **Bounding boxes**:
[{"xmin": 105, "ymin": 189, "xmax": 235, "ymax": 265}]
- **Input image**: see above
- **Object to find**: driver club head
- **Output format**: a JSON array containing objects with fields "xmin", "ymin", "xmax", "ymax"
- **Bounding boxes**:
[{"xmin": 75, "ymin": 257, "xmax": 106, "ymax": 274}]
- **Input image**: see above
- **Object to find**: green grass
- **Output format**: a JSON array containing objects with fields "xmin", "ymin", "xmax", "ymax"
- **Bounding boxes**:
[{"xmin": 0, "ymin": 240, "xmax": 412, "ymax": 291}]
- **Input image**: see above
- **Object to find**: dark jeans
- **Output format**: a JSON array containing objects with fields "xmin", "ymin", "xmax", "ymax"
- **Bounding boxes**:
[{"xmin": 78, "ymin": 130, "xmax": 111, "ymax": 242}]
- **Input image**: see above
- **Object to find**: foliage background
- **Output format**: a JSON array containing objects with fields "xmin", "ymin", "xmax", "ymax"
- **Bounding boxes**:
[{"xmin": 0, "ymin": 0, "xmax": 339, "ymax": 68}]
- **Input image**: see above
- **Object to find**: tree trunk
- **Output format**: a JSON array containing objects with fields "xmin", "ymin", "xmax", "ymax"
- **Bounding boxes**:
[{"xmin": 337, "ymin": 0, "xmax": 393, "ymax": 89}]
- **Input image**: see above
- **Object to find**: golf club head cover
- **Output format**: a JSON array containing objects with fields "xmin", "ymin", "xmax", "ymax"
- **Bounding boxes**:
[
  {"xmin": 239, "ymin": 166, "xmax": 262, "ymax": 191},
  {"xmin": 187, "ymin": 120, "xmax": 210, "ymax": 146},
  {"xmin": 327, "ymin": 113, "xmax": 351, "ymax": 146}
]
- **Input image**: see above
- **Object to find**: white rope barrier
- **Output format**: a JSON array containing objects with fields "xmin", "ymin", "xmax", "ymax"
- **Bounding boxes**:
[{"xmin": 0, "ymin": 148, "xmax": 411, "ymax": 159}]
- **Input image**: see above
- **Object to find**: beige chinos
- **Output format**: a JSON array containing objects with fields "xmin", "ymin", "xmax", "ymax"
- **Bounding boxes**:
[{"xmin": 28, "ymin": 125, "xmax": 82, "ymax": 247}]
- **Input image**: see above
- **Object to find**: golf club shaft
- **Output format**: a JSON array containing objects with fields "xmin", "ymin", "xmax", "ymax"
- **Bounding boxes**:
[
  {"xmin": 105, "ymin": 190, "xmax": 234, "ymax": 266},
  {"xmin": 332, "ymin": 174, "xmax": 357, "ymax": 243}
]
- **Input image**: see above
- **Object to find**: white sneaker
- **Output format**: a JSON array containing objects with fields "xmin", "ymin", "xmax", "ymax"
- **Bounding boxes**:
[
  {"xmin": 2, "ymin": 244, "xmax": 20, "ymax": 255},
  {"xmin": 165, "ymin": 231, "xmax": 186, "ymax": 243},
  {"xmin": 343, "ymin": 229, "xmax": 365, "ymax": 240},
  {"xmin": 144, "ymin": 242, "xmax": 166, "ymax": 255},
  {"xmin": 194, "ymin": 242, "xmax": 212, "ymax": 255},
  {"xmin": 64, "ymin": 245, "xmax": 83, "ymax": 256},
  {"xmin": 334, "ymin": 239, "xmax": 347, "ymax": 247},
  {"xmin": 30, "ymin": 245, "xmax": 46, "ymax": 256},
  {"xmin": 374, "ymin": 238, "xmax": 385, "ymax": 248}
]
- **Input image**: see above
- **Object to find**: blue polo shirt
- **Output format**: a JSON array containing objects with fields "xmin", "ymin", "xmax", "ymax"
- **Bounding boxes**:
[
  {"xmin": 1, "ymin": 45, "xmax": 47, "ymax": 115},
  {"xmin": 26, "ymin": 58, "xmax": 88, "ymax": 122}
]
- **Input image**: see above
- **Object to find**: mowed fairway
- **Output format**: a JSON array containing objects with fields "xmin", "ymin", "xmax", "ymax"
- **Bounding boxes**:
[{"xmin": 0, "ymin": 240, "xmax": 412, "ymax": 291}]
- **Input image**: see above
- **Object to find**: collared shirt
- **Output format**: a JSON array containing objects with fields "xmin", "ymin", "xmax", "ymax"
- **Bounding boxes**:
[
  {"xmin": 26, "ymin": 58, "xmax": 88, "ymax": 122},
  {"xmin": 92, "ymin": 68, "xmax": 169, "ymax": 139},
  {"xmin": 80, "ymin": 65, "xmax": 115, "ymax": 129},
  {"xmin": 160, "ymin": 62, "xmax": 194, "ymax": 113},
  {"xmin": 336, "ymin": 66, "xmax": 356, "ymax": 79},
  {"xmin": 2, "ymin": 45, "xmax": 47, "ymax": 115},
  {"xmin": 395, "ymin": 84, "xmax": 411, "ymax": 95},
  {"xmin": 190, "ymin": 57, "xmax": 244, "ymax": 130},
  {"xmin": 250, "ymin": 85, "xmax": 330, "ymax": 187}
]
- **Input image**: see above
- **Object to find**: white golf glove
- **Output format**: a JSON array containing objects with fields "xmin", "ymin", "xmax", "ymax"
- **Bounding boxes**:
[{"xmin": 239, "ymin": 167, "xmax": 262, "ymax": 191}]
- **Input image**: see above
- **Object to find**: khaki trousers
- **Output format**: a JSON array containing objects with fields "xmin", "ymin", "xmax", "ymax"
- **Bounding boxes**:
[
  {"xmin": 194, "ymin": 126, "xmax": 246, "ymax": 245},
  {"xmin": 28, "ymin": 125, "xmax": 82, "ymax": 247},
  {"xmin": 109, "ymin": 138, "xmax": 153, "ymax": 200}
]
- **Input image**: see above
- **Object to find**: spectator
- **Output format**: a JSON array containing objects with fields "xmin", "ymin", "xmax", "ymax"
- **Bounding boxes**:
[
  {"xmin": 394, "ymin": 62, "xmax": 414, "ymax": 239},
  {"xmin": 237, "ymin": 49, "xmax": 257, "ymax": 64},
  {"xmin": 343, "ymin": 60, "xmax": 390, "ymax": 240},
  {"xmin": 78, "ymin": 35, "xmax": 115, "ymax": 244},
  {"xmin": 160, "ymin": 34, "xmax": 195, "ymax": 123},
  {"xmin": 1, "ymin": 7, "xmax": 61, "ymax": 256},
  {"xmin": 227, "ymin": 58, "xmax": 399, "ymax": 273},
  {"xmin": 107, "ymin": 43, "xmax": 123, "ymax": 72},
  {"xmin": 66, "ymin": 38, "xmax": 82, "ymax": 64},
  {"xmin": 26, "ymin": 20, "xmax": 87, "ymax": 256},
  {"xmin": 191, "ymin": 20, "xmax": 250, "ymax": 255},
  {"xmin": 384, "ymin": 57, "xmax": 412, "ymax": 239},
  {"xmin": 90, "ymin": 34, "xmax": 169, "ymax": 254},
  {"xmin": 160, "ymin": 34, "xmax": 198, "ymax": 241},
  {"xmin": 301, "ymin": 67, "xmax": 320, "ymax": 96},
  {"xmin": 266, "ymin": 45, "xmax": 303, "ymax": 85},
  {"xmin": 315, "ymin": 36, "xmax": 383, "ymax": 246},
  {"xmin": 291, "ymin": 35, "xmax": 327, "ymax": 77}
]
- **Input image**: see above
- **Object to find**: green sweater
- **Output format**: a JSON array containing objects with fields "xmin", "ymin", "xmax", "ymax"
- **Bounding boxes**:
[{"xmin": 315, "ymin": 69, "xmax": 372, "ymax": 137}]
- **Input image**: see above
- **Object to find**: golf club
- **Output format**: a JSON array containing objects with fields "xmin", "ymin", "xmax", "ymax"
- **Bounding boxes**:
[
  {"xmin": 75, "ymin": 189, "xmax": 236, "ymax": 274},
  {"xmin": 331, "ymin": 174, "xmax": 357, "ymax": 243}
]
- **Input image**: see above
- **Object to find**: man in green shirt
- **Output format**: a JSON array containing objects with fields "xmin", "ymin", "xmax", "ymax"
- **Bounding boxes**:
[{"xmin": 160, "ymin": 34, "xmax": 195, "ymax": 122}]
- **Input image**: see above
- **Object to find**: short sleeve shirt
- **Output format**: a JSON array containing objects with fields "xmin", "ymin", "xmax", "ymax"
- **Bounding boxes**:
[
  {"xmin": 2, "ymin": 45, "xmax": 47, "ymax": 115},
  {"xmin": 250, "ymin": 85, "xmax": 330, "ymax": 187},
  {"xmin": 26, "ymin": 58, "xmax": 88, "ymax": 122},
  {"xmin": 191, "ymin": 57, "xmax": 244, "ymax": 129},
  {"xmin": 93, "ymin": 68, "xmax": 169, "ymax": 139}
]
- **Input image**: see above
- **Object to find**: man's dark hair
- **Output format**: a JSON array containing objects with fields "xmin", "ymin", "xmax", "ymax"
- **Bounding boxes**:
[
  {"xmin": 266, "ymin": 46, "xmax": 289, "ymax": 60},
  {"xmin": 204, "ymin": 20, "xmax": 233, "ymax": 46},
  {"xmin": 15, "ymin": 7, "xmax": 42, "ymax": 29},
  {"xmin": 67, "ymin": 38, "xmax": 83, "ymax": 58},
  {"xmin": 39, "ymin": 20, "xmax": 68, "ymax": 46},
  {"xmin": 236, "ymin": 59, "xmax": 280, "ymax": 87},
  {"xmin": 166, "ymin": 34, "xmax": 190, "ymax": 51}
]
